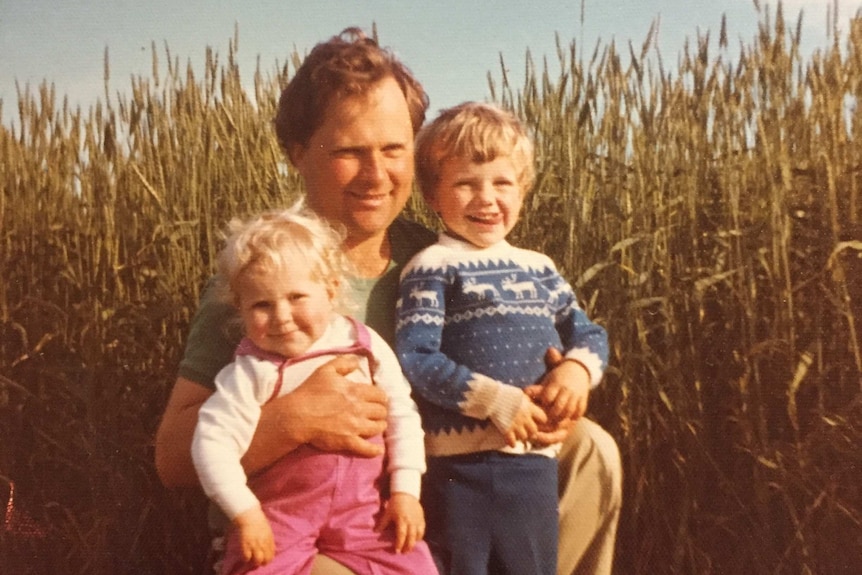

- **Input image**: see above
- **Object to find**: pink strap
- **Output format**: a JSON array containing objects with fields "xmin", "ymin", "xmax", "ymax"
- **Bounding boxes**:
[{"xmin": 252, "ymin": 317, "xmax": 373, "ymax": 401}]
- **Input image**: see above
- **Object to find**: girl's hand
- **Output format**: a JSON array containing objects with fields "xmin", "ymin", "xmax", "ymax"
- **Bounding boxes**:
[
  {"xmin": 234, "ymin": 506, "xmax": 275, "ymax": 566},
  {"xmin": 376, "ymin": 492, "xmax": 426, "ymax": 553},
  {"xmin": 503, "ymin": 394, "xmax": 548, "ymax": 447}
]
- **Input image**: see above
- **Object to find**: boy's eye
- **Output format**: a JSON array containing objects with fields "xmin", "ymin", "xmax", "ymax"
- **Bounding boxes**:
[
  {"xmin": 288, "ymin": 293, "xmax": 308, "ymax": 302},
  {"xmin": 251, "ymin": 301, "xmax": 272, "ymax": 310}
]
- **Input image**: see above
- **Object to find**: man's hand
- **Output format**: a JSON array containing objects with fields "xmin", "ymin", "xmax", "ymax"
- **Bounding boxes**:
[
  {"xmin": 270, "ymin": 354, "xmax": 389, "ymax": 457},
  {"xmin": 524, "ymin": 348, "xmax": 590, "ymax": 446}
]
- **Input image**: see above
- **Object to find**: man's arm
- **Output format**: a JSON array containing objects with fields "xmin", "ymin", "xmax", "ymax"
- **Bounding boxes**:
[
  {"xmin": 155, "ymin": 376, "xmax": 214, "ymax": 487},
  {"xmin": 154, "ymin": 355, "xmax": 390, "ymax": 488}
]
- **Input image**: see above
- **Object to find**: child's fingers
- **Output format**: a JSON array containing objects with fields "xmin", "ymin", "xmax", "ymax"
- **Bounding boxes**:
[
  {"xmin": 397, "ymin": 519, "xmax": 423, "ymax": 553},
  {"xmin": 504, "ymin": 429, "xmax": 518, "ymax": 447},
  {"xmin": 375, "ymin": 507, "xmax": 394, "ymax": 533},
  {"xmin": 403, "ymin": 523, "xmax": 417, "ymax": 552},
  {"xmin": 395, "ymin": 521, "xmax": 407, "ymax": 552},
  {"xmin": 528, "ymin": 401, "xmax": 548, "ymax": 426},
  {"xmin": 243, "ymin": 537, "xmax": 274, "ymax": 566}
]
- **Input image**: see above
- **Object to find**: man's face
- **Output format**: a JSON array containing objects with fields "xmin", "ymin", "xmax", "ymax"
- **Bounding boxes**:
[{"xmin": 290, "ymin": 77, "xmax": 415, "ymax": 244}]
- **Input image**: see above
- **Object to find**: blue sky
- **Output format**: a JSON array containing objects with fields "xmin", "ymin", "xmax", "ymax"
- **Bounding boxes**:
[{"xmin": 2, "ymin": 1, "xmax": 861, "ymax": 126}]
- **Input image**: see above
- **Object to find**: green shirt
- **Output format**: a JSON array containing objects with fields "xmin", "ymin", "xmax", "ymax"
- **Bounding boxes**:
[{"xmin": 177, "ymin": 217, "xmax": 436, "ymax": 390}]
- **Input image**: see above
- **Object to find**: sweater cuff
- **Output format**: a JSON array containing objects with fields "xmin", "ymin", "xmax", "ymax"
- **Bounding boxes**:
[{"xmin": 390, "ymin": 469, "xmax": 422, "ymax": 499}]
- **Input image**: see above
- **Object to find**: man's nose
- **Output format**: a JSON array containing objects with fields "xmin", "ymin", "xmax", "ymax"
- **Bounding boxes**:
[{"xmin": 360, "ymin": 151, "xmax": 386, "ymax": 184}]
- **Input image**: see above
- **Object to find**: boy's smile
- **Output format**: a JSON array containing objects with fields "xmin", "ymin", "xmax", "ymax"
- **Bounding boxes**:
[{"xmin": 430, "ymin": 155, "xmax": 524, "ymax": 248}]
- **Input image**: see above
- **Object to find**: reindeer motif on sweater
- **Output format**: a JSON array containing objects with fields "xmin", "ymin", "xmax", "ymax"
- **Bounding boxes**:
[{"xmin": 396, "ymin": 234, "xmax": 609, "ymax": 457}]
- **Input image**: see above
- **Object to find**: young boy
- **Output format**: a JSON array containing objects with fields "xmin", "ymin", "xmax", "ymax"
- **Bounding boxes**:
[{"xmin": 395, "ymin": 102, "xmax": 609, "ymax": 575}]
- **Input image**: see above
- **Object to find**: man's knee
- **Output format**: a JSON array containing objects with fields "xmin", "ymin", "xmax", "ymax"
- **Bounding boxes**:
[{"xmin": 559, "ymin": 419, "xmax": 622, "ymax": 510}]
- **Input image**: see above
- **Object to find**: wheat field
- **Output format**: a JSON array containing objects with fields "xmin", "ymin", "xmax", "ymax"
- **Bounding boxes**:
[{"xmin": 1, "ymin": 11, "xmax": 860, "ymax": 575}]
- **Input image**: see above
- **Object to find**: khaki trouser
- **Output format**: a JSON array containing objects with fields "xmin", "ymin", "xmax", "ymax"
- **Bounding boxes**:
[
  {"xmin": 556, "ymin": 418, "xmax": 622, "ymax": 575},
  {"xmin": 311, "ymin": 418, "xmax": 622, "ymax": 575}
]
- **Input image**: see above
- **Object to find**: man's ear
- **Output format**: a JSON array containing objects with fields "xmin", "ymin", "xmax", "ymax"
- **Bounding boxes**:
[
  {"xmin": 286, "ymin": 144, "xmax": 305, "ymax": 169},
  {"xmin": 424, "ymin": 192, "xmax": 439, "ymax": 213}
]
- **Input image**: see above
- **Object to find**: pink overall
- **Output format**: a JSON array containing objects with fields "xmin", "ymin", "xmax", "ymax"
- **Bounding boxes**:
[{"xmin": 219, "ymin": 322, "xmax": 437, "ymax": 575}]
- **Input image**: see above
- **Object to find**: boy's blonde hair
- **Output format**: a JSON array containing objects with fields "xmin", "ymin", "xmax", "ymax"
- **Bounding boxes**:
[
  {"xmin": 215, "ymin": 205, "xmax": 351, "ymax": 309},
  {"xmin": 414, "ymin": 102, "xmax": 535, "ymax": 201}
]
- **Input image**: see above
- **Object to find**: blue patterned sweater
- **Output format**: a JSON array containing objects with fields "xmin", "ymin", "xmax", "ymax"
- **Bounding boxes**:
[{"xmin": 396, "ymin": 234, "xmax": 609, "ymax": 457}]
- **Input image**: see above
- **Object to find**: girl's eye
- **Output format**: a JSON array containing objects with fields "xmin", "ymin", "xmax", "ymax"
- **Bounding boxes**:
[{"xmin": 289, "ymin": 293, "xmax": 307, "ymax": 302}]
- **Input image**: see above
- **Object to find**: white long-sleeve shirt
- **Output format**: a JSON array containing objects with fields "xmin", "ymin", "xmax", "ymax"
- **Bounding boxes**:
[{"xmin": 192, "ymin": 314, "xmax": 426, "ymax": 520}]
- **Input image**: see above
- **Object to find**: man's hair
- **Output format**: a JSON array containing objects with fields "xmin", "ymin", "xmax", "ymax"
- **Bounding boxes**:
[
  {"xmin": 216, "ymin": 204, "xmax": 352, "ymax": 309},
  {"xmin": 274, "ymin": 27, "xmax": 429, "ymax": 155},
  {"xmin": 414, "ymin": 102, "xmax": 535, "ymax": 201}
]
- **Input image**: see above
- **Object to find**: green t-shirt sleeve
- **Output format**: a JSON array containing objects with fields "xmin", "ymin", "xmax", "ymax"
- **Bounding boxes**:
[{"xmin": 177, "ymin": 278, "xmax": 242, "ymax": 390}]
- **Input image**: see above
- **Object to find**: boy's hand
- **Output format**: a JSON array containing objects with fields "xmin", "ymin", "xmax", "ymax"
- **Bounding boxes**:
[
  {"xmin": 376, "ymin": 492, "xmax": 426, "ymax": 553},
  {"xmin": 503, "ymin": 394, "xmax": 548, "ymax": 447},
  {"xmin": 234, "ymin": 506, "xmax": 275, "ymax": 566}
]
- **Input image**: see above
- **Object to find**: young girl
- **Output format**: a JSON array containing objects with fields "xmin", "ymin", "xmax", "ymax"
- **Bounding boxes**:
[{"xmin": 191, "ymin": 206, "xmax": 437, "ymax": 575}]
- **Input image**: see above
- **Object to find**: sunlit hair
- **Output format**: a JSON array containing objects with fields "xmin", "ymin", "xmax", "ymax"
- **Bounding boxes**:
[
  {"xmin": 215, "ymin": 204, "xmax": 353, "ymax": 311},
  {"xmin": 414, "ymin": 102, "xmax": 535, "ymax": 201},
  {"xmin": 274, "ymin": 27, "xmax": 429, "ymax": 157}
]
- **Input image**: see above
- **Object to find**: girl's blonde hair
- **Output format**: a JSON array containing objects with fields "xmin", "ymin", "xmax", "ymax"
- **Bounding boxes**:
[
  {"xmin": 215, "ymin": 205, "xmax": 352, "ymax": 309},
  {"xmin": 414, "ymin": 102, "xmax": 535, "ymax": 201}
]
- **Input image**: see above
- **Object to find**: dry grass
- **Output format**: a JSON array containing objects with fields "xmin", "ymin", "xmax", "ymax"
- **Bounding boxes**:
[{"xmin": 2, "ymin": 10, "xmax": 860, "ymax": 575}]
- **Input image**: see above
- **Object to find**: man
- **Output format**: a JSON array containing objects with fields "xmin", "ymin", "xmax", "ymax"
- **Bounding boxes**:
[{"xmin": 155, "ymin": 28, "xmax": 621, "ymax": 575}]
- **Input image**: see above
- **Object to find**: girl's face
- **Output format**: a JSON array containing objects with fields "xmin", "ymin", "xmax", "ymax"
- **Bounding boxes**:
[
  {"xmin": 235, "ymin": 253, "xmax": 335, "ymax": 358},
  {"xmin": 429, "ymin": 154, "xmax": 524, "ymax": 248}
]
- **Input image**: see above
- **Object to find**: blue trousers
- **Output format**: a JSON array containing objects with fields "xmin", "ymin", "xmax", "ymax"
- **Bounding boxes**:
[{"xmin": 422, "ymin": 451, "xmax": 558, "ymax": 575}]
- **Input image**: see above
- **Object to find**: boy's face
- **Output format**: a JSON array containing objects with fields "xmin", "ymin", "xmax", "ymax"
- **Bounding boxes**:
[
  {"xmin": 430, "ymin": 155, "xmax": 524, "ymax": 248},
  {"xmin": 236, "ymin": 254, "xmax": 335, "ymax": 358}
]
